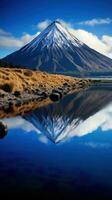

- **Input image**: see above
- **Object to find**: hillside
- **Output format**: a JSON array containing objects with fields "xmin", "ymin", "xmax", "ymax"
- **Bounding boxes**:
[
  {"xmin": 0, "ymin": 68, "xmax": 91, "ymax": 118},
  {"xmin": 0, "ymin": 59, "xmax": 27, "ymax": 69}
]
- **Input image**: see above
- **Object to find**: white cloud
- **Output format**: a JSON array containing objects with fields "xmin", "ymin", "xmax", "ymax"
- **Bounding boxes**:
[
  {"xmin": 0, "ymin": 35, "xmax": 23, "ymax": 48},
  {"xmin": 38, "ymin": 135, "xmax": 49, "ymax": 144},
  {"xmin": 36, "ymin": 19, "xmax": 51, "ymax": 31},
  {"xmin": 0, "ymin": 116, "xmax": 49, "ymax": 144},
  {"xmin": 56, "ymin": 19, "xmax": 73, "ymax": 28},
  {"xmin": 0, "ymin": 116, "xmax": 39, "ymax": 133},
  {"xmin": 70, "ymin": 28, "xmax": 112, "ymax": 58},
  {"xmin": 79, "ymin": 18, "xmax": 112, "ymax": 26},
  {"xmin": 83, "ymin": 142, "xmax": 111, "ymax": 149},
  {"xmin": 35, "ymin": 19, "xmax": 73, "ymax": 30},
  {"xmin": 0, "ymin": 31, "xmax": 40, "ymax": 48},
  {"xmin": 68, "ymin": 103, "xmax": 112, "ymax": 138},
  {"xmin": 20, "ymin": 32, "xmax": 40, "ymax": 45},
  {"xmin": 0, "ymin": 29, "xmax": 11, "ymax": 36}
]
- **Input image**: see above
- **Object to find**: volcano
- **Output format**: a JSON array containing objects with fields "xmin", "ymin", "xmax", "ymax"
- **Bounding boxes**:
[{"xmin": 2, "ymin": 21, "xmax": 112, "ymax": 73}]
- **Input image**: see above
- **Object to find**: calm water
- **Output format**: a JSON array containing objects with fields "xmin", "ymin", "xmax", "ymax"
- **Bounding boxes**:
[{"xmin": 1, "ymin": 84, "xmax": 112, "ymax": 199}]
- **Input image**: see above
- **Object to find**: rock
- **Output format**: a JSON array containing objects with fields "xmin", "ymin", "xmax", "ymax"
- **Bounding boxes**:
[
  {"xmin": 49, "ymin": 92, "xmax": 62, "ymax": 102},
  {"xmin": 15, "ymin": 100, "xmax": 21, "ymax": 107},
  {"xmin": 0, "ymin": 83, "xmax": 14, "ymax": 93},
  {"xmin": 52, "ymin": 89, "xmax": 63, "ymax": 98},
  {"xmin": 57, "ymin": 87, "xmax": 63, "ymax": 91},
  {"xmin": 0, "ymin": 122, "xmax": 7, "ymax": 139},
  {"xmin": 63, "ymin": 82, "xmax": 69, "ymax": 87},
  {"xmin": 37, "ymin": 91, "xmax": 48, "ymax": 97},
  {"xmin": 13, "ymin": 90, "xmax": 21, "ymax": 97},
  {"xmin": 0, "ymin": 94, "xmax": 5, "ymax": 98},
  {"xmin": 3, "ymin": 102, "xmax": 13, "ymax": 113}
]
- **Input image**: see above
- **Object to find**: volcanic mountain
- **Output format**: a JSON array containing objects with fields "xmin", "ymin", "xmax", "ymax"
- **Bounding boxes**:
[{"xmin": 2, "ymin": 21, "xmax": 112, "ymax": 73}]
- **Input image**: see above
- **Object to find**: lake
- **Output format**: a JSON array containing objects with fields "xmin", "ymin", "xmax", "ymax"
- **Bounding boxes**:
[{"xmin": 0, "ymin": 84, "xmax": 112, "ymax": 199}]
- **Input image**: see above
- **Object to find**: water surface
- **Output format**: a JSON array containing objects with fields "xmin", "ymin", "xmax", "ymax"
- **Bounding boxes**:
[{"xmin": 0, "ymin": 84, "xmax": 112, "ymax": 199}]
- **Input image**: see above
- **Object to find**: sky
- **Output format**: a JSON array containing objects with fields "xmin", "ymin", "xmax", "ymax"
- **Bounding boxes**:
[{"xmin": 0, "ymin": 0, "xmax": 112, "ymax": 58}]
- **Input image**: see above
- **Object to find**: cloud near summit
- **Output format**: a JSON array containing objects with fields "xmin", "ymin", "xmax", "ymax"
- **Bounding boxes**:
[
  {"xmin": 0, "ymin": 19, "xmax": 112, "ymax": 59},
  {"xmin": 79, "ymin": 18, "xmax": 112, "ymax": 26}
]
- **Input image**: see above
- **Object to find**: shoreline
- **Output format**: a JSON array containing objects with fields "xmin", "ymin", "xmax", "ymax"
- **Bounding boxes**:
[{"xmin": 0, "ymin": 68, "xmax": 92, "ymax": 118}]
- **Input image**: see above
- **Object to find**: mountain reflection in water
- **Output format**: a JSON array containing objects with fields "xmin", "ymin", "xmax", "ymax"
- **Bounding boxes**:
[{"xmin": 23, "ymin": 84, "xmax": 112, "ymax": 143}]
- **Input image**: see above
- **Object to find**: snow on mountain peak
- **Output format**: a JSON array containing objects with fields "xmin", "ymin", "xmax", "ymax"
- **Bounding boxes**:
[
  {"xmin": 44, "ymin": 20, "xmax": 83, "ymax": 47},
  {"xmin": 3, "ymin": 20, "xmax": 112, "ymax": 73},
  {"xmin": 24, "ymin": 20, "xmax": 83, "ymax": 51}
]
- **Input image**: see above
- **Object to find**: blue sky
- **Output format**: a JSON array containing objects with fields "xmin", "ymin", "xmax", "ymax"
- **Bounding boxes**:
[{"xmin": 0, "ymin": 0, "xmax": 112, "ymax": 58}]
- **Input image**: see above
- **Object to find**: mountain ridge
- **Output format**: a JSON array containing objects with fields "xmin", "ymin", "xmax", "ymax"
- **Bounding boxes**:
[{"xmin": 2, "ymin": 21, "xmax": 112, "ymax": 73}]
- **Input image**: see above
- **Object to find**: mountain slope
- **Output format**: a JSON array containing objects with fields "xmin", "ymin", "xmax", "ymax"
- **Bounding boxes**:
[{"xmin": 2, "ymin": 21, "xmax": 112, "ymax": 73}]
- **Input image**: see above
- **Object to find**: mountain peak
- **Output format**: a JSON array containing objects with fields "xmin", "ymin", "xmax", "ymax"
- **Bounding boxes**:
[
  {"xmin": 41, "ymin": 20, "xmax": 81, "ymax": 47},
  {"xmin": 50, "ymin": 20, "xmax": 63, "ymax": 30},
  {"xmin": 3, "ymin": 20, "xmax": 112, "ymax": 73},
  {"xmin": 27, "ymin": 19, "xmax": 81, "ymax": 51},
  {"xmin": 48, "ymin": 20, "xmax": 64, "ymax": 31},
  {"xmin": 52, "ymin": 20, "xmax": 61, "ymax": 25}
]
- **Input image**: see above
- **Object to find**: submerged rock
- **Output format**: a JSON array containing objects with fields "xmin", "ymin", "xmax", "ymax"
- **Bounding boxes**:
[
  {"xmin": 0, "ymin": 122, "xmax": 7, "ymax": 139},
  {"xmin": 49, "ymin": 92, "xmax": 62, "ymax": 102}
]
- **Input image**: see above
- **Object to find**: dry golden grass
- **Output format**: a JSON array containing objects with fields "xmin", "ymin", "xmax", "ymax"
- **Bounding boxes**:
[
  {"xmin": 0, "ymin": 68, "xmax": 84, "ymax": 93},
  {"xmin": 0, "ymin": 68, "xmax": 91, "ymax": 118}
]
